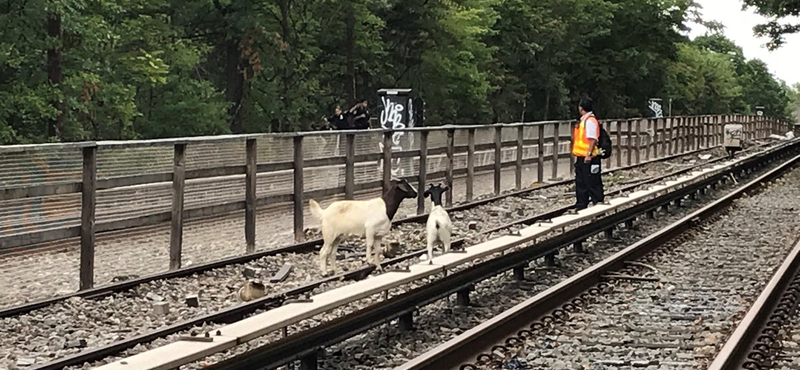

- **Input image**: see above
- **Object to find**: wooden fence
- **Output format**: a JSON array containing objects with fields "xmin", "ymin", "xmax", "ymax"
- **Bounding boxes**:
[{"xmin": 0, "ymin": 114, "xmax": 789, "ymax": 289}]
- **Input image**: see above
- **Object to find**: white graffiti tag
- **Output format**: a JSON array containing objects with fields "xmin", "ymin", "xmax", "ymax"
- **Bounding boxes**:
[
  {"xmin": 648, "ymin": 100, "xmax": 663, "ymax": 118},
  {"xmin": 378, "ymin": 96, "xmax": 407, "ymax": 177}
]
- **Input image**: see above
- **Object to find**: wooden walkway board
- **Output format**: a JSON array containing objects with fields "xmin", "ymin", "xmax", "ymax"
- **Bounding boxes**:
[
  {"xmin": 223, "ymin": 263, "xmax": 441, "ymax": 343},
  {"xmin": 96, "ymin": 335, "xmax": 237, "ymax": 370}
]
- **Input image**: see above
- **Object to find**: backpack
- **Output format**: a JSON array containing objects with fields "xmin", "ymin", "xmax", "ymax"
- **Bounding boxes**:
[{"xmin": 597, "ymin": 122, "xmax": 612, "ymax": 159}]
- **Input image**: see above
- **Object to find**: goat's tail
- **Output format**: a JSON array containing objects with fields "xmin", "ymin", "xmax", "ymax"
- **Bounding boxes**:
[{"xmin": 309, "ymin": 199, "xmax": 324, "ymax": 220}]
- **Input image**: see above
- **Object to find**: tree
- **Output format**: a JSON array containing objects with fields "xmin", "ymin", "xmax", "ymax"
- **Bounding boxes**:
[
  {"xmin": 787, "ymin": 83, "xmax": 800, "ymax": 121},
  {"xmin": 663, "ymin": 43, "xmax": 742, "ymax": 115},
  {"xmin": 742, "ymin": 0, "xmax": 800, "ymax": 50},
  {"xmin": 0, "ymin": 0, "xmax": 794, "ymax": 144}
]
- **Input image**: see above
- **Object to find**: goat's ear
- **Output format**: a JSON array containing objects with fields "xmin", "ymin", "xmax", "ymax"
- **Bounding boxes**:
[
  {"xmin": 443, "ymin": 186, "xmax": 450, "ymax": 192},
  {"xmin": 423, "ymin": 189, "xmax": 431, "ymax": 198}
]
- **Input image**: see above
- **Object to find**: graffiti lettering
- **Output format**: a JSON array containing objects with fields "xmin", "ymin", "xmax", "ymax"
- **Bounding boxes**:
[
  {"xmin": 648, "ymin": 100, "xmax": 663, "ymax": 118},
  {"xmin": 725, "ymin": 129, "xmax": 742, "ymax": 138},
  {"xmin": 378, "ymin": 96, "xmax": 408, "ymax": 177}
]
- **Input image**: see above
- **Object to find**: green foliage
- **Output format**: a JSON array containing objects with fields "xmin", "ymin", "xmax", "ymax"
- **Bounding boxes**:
[
  {"xmin": 663, "ymin": 43, "xmax": 742, "ymax": 115},
  {"xmin": 742, "ymin": 0, "xmax": 800, "ymax": 50},
  {"xmin": 672, "ymin": 31, "xmax": 793, "ymax": 120},
  {"xmin": 0, "ymin": 0, "xmax": 794, "ymax": 144}
]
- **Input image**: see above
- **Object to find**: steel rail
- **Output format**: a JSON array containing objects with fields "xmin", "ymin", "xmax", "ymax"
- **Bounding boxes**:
[
  {"xmin": 0, "ymin": 146, "xmax": 722, "ymax": 319},
  {"xmin": 393, "ymin": 149, "xmax": 800, "ymax": 370},
  {"xmin": 708, "ymin": 237, "xmax": 800, "ymax": 369},
  {"xmin": 21, "ymin": 147, "xmax": 740, "ymax": 370},
  {"xmin": 23, "ymin": 147, "xmax": 744, "ymax": 370},
  {"xmin": 200, "ymin": 140, "xmax": 799, "ymax": 370}
]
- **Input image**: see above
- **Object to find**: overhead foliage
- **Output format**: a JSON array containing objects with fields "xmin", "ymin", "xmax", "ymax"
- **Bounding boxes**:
[
  {"xmin": 0, "ymin": 0, "xmax": 794, "ymax": 144},
  {"xmin": 742, "ymin": 0, "xmax": 800, "ymax": 50}
]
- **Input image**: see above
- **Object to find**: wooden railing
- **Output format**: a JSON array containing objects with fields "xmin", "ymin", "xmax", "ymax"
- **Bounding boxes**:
[{"xmin": 0, "ymin": 114, "xmax": 789, "ymax": 289}]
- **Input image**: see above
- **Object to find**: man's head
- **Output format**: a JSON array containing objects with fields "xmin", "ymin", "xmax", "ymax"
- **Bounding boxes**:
[
  {"xmin": 334, "ymin": 106, "xmax": 342, "ymax": 115},
  {"xmin": 360, "ymin": 99, "xmax": 368, "ymax": 108},
  {"xmin": 578, "ymin": 98, "xmax": 593, "ymax": 116}
]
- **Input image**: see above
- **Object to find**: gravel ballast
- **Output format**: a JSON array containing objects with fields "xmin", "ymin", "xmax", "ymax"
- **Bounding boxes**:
[
  {"xmin": 307, "ymin": 144, "xmax": 798, "ymax": 370},
  {"xmin": 0, "ymin": 146, "xmax": 767, "ymax": 370}
]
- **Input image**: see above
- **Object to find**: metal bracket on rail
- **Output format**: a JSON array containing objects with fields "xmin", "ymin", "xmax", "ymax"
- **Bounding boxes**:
[{"xmin": 456, "ymin": 284, "xmax": 476, "ymax": 307}]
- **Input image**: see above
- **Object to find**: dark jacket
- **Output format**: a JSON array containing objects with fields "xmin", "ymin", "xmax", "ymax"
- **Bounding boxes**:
[
  {"xmin": 327, "ymin": 113, "xmax": 350, "ymax": 130},
  {"xmin": 351, "ymin": 107, "xmax": 370, "ymax": 129}
]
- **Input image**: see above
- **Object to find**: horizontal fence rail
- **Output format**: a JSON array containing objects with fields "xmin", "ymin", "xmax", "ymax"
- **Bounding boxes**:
[{"xmin": 0, "ymin": 114, "xmax": 790, "ymax": 290}]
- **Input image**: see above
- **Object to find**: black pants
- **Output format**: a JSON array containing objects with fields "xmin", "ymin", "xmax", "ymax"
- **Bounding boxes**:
[{"xmin": 574, "ymin": 157, "xmax": 604, "ymax": 209}]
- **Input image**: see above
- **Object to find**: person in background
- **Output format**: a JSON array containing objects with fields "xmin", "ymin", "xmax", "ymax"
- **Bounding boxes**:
[
  {"xmin": 572, "ymin": 98, "xmax": 604, "ymax": 210},
  {"xmin": 349, "ymin": 99, "xmax": 370, "ymax": 129},
  {"xmin": 323, "ymin": 105, "xmax": 350, "ymax": 130}
]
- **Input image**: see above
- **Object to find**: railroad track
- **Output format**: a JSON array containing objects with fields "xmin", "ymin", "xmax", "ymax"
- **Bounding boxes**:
[
  {"xmin": 392, "ymin": 142, "xmax": 800, "ymax": 370},
  {"xmin": 709, "ymin": 217, "xmax": 800, "ymax": 370},
  {"xmin": 79, "ymin": 140, "xmax": 798, "ymax": 370},
  {"xmin": 0, "ymin": 146, "xmax": 742, "ymax": 370},
  {"xmin": 0, "ymin": 146, "xmax": 723, "ymax": 313}
]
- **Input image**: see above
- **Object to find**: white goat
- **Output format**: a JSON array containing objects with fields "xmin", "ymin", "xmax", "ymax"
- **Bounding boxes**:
[
  {"xmin": 309, "ymin": 178, "xmax": 418, "ymax": 275},
  {"xmin": 424, "ymin": 184, "xmax": 452, "ymax": 264}
]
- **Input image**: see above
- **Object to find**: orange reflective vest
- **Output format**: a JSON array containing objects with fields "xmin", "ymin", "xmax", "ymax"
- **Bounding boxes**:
[{"xmin": 572, "ymin": 114, "xmax": 600, "ymax": 157}]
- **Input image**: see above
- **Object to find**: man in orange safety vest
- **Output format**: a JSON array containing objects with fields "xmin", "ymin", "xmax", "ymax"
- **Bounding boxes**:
[{"xmin": 572, "ymin": 98, "xmax": 604, "ymax": 210}]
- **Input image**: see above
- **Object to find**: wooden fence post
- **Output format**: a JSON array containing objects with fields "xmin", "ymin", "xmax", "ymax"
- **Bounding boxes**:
[
  {"xmin": 667, "ymin": 118, "xmax": 674, "ymax": 156},
  {"xmin": 516, "ymin": 126, "xmax": 523, "ymax": 190},
  {"xmin": 345, "ymin": 134, "xmax": 355, "ymax": 200},
  {"xmin": 293, "ymin": 136, "xmax": 304, "ymax": 242},
  {"xmin": 696, "ymin": 116, "xmax": 701, "ymax": 148},
  {"xmin": 418, "ymin": 131, "xmax": 428, "ymax": 214},
  {"xmin": 686, "ymin": 117, "xmax": 692, "ymax": 150},
  {"xmin": 626, "ymin": 120, "xmax": 633, "ymax": 166},
  {"xmin": 494, "ymin": 126, "xmax": 502, "ymax": 194},
  {"xmin": 446, "ymin": 129, "xmax": 455, "ymax": 207},
  {"xmin": 603, "ymin": 122, "xmax": 611, "ymax": 169},
  {"xmin": 245, "ymin": 138, "xmax": 257, "ymax": 253},
  {"xmin": 569, "ymin": 121, "xmax": 576, "ymax": 167},
  {"xmin": 551, "ymin": 122, "xmax": 560, "ymax": 180},
  {"xmin": 660, "ymin": 119, "xmax": 667, "ymax": 157},
  {"xmin": 615, "ymin": 121, "xmax": 622, "ymax": 168},
  {"xmin": 383, "ymin": 131, "xmax": 392, "ymax": 194},
  {"xmin": 79, "ymin": 145, "xmax": 97, "ymax": 290},
  {"xmin": 678, "ymin": 117, "xmax": 689, "ymax": 154},
  {"xmin": 170, "ymin": 143, "xmax": 186, "ymax": 270},
  {"xmin": 645, "ymin": 119, "xmax": 652, "ymax": 161},
  {"xmin": 467, "ymin": 129, "xmax": 475, "ymax": 201},
  {"xmin": 537, "ymin": 125, "xmax": 545, "ymax": 183},
  {"xmin": 635, "ymin": 120, "xmax": 642, "ymax": 164}
]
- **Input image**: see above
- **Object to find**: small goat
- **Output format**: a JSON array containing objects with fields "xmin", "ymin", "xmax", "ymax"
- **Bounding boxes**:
[
  {"xmin": 424, "ymin": 184, "xmax": 452, "ymax": 264},
  {"xmin": 309, "ymin": 178, "xmax": 418, "ymax": 275}
]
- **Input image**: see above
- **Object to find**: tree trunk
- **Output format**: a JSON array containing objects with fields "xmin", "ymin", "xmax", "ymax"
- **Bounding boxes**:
[
  {"xmin": 46, "ymin": 12, "xmax": 63, "ymax": 140},
  {"xmin": 345, "ymin": 4, "xmax": 357, "ymax": 101},
  {"xmin": 543, "ymin": 89, "xmax": 551, "ymax": 121},
  {"xmin": 279, "ymin": 0, "xmax": 293, "ymax": 131},
  {"xmin": 225, "ymin": 38, "xmax": 245, "ymax": 133}
]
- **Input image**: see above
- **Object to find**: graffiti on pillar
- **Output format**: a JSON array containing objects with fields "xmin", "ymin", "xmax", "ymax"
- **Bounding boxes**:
[
  {"xmin": 377, "ymin": 95, "xmax": 412, "ymax": 178},
  {"xmin": 648, "ymin": 100, "xmax": 663, "ymax": 118}
]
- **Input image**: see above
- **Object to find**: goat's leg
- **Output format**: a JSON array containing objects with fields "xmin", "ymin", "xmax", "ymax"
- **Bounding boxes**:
[
  {"xmin": 442, "ymin": 229, "xmax": 452, "ymax": 254},
  {"xmin": 319, "ymin": 241, "xmax": 331, "ymax": 275},
  {"xmin": 373, "ymin": 236, "xmax": 384, "ymax": 272},
  {"xmin": 365, "ymin": 231, "xmax": 376, "ymax": 266},
  {"xmin": 329, "ymin": 237, "xmax": 343, "ymax": 275},
  {"xmin": 426, "ymin": 233, "xmax": 435, "ymax": 265}
]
